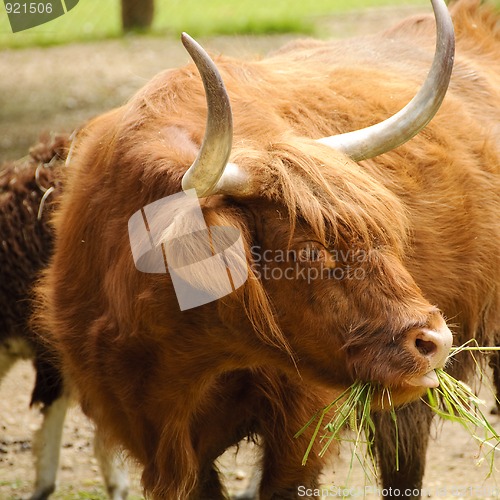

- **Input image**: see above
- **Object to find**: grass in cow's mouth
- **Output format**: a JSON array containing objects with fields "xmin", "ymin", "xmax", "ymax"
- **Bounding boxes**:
[
  {"xmin": 297, "ymin": 344, "xmax": 500, "ymax": 481},
  {"xmin": 295, "ymin": 380, "xmax": 388, "ymax": 472},
  {"xmin": 426, "ymin": 369, "xmax": 499, "ymax": 475}
]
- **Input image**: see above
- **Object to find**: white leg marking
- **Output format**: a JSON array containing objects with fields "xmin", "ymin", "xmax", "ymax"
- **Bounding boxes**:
[
  {"xmin": 94, "ymin": 425, "xmax": 130, "ymax": 499},
  {"xmin": 30, "ymin": 393, "xmax": 69, "ymax": 500}
]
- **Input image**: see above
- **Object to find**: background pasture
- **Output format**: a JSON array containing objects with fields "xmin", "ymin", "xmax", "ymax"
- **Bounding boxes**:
[{"xmin": 0, "ymin": 0, "xmax": 428, "ymax": 48}]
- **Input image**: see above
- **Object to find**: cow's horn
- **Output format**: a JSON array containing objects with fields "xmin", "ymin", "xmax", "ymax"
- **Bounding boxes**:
[
  {"xmin": 181, "ymin": 33, "xmax": 250, "ymax": 197},
  {"xmin": 317, "ymin": 0, "xmax": 455, "ymax": 161}
]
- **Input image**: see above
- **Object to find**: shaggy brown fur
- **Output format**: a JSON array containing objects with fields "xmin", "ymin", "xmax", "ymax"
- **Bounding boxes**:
[{"xmin": 35, "ymin": 1, "xmax": 499, "ymax": 498}]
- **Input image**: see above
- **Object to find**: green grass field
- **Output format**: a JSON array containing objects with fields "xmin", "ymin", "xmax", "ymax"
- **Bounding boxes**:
[{"xmin": 0, "ymin": 0, "xmax": 429, "ymax": 49}]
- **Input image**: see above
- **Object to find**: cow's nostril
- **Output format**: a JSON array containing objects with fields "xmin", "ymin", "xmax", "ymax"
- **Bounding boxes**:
[
  {"xmin": 407, "ymin": 325, "xmax": 452, "ymax": 374},
  {"xmin": 415, "ymin": 337, "xmax": 438, "ymax": 357}
]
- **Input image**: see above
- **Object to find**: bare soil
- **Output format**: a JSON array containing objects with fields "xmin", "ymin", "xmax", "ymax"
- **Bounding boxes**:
[
  {"xmin": 1, "ymin": 361, "xmax": 499, "ymax": 499},
  {"xmin": 1, "ymin": 5, "xmax": 499, "ymax": 499}
]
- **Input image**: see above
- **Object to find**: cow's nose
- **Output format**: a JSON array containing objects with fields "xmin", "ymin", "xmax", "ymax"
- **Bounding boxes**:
[
  {"xmin": 413, "ymin": 327, "xmax": 453, "ymax": 367},
  {"xmin": 405, "ymin": 324, "xmax": 453, "ymax": 388}
]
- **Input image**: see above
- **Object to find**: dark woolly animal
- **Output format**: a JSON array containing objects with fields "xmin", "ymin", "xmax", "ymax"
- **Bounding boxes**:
[
  {"xmin": 0, "ymin": 134, "xmax": 129, "ymax": 500},
  {"xmin": 1, "ymin": 133, "xmax": 66, "ymax": 412}
]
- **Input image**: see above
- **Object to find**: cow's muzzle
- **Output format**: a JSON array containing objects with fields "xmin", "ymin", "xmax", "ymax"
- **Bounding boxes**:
[{"xmin": 404, "ymin": 319, "xmax": 453, "ymax": 388}]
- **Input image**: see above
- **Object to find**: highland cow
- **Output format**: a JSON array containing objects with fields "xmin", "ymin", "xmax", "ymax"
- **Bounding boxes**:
[{"xmin": 35, "ymin": 0, "xmax": 499, "ymax": 498}]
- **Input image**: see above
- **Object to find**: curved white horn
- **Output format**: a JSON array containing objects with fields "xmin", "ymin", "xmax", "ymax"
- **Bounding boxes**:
[
  {"xmin": 317, "ymin": 0, "xmax": 455, "ymax": 161},
  {"xmin": 180, "ymin": 33, "xmax": 249, "ymax": 197}
]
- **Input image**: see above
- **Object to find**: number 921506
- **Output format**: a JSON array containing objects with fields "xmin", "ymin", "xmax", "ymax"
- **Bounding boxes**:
[{"xmin": 5, "ymin": 2, "xmax": 54, "ymax": 14}]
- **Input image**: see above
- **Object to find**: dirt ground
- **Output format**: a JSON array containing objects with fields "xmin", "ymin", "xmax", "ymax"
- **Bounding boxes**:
[
  {"xmin": 1, "ymin": 361, "xmax": 499, "ymax": 499},
  {"xmin": 1, "ymin": 4, "xmax": 499, "ymax": 499}
]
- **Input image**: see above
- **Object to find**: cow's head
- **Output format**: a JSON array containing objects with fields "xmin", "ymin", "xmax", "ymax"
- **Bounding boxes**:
[{"xmin": 154, "ymin": 0, "xmax": 455, "ymax": 405}]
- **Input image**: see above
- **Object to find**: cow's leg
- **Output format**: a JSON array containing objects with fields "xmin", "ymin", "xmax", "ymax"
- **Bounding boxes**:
[
  {"xmin": 30, "ymin": 393, "xmax": 69, "ymax": 500},
  {"xmin": 191, "ymin": 370, "xmax": 316, "ymax": 500},
  {"xmin": 258, "ymin": 438, "xmax": 322, "ymax": 500},
  {"xmin": 93, "ymin": 426, "xmax": 130, "ymax": 499},
  {"xmin": 256, "ymin": 381, "xmax": 328, "ymax": 500},
  {"xmin": 190, "ymin": 372, "xmax": 258, "ymax": 500},
  {"xmin": 489, "ymin": 348, "xmax": 500, "ymax": 415},
  {"xmin": 0, "ymin": 341, "xmax": 65, "ymax": 500},
  {"xmin": 28, "ymin": 350, "xmax": 67, "ymax": 500},
  {"xmin": 192, "ymin": 371, "xmax": 326, "ymax": 500},
  {"xmin": 372, "ymin": 401, "xmax": 434, "ymax": 500},
  {"xmin": 194, "ymin": 464, "xmax": 230, "ymax": 500}
]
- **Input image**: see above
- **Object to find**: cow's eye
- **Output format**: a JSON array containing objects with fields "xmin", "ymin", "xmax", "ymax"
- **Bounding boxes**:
[{"xmin": 296, "ymin": 241, "xmax": 329, "ymax": 264}]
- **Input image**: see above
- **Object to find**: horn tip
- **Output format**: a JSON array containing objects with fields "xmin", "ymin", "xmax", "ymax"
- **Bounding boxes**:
[{"xmin": 181, "ymin": 32, "xmax": 194, "ymax": 48}]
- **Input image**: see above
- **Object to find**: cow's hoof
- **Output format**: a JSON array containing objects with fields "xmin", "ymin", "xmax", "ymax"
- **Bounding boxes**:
[{"xmin": 29, "ymin": 484, "xmax": 55, "ymax": 500}]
